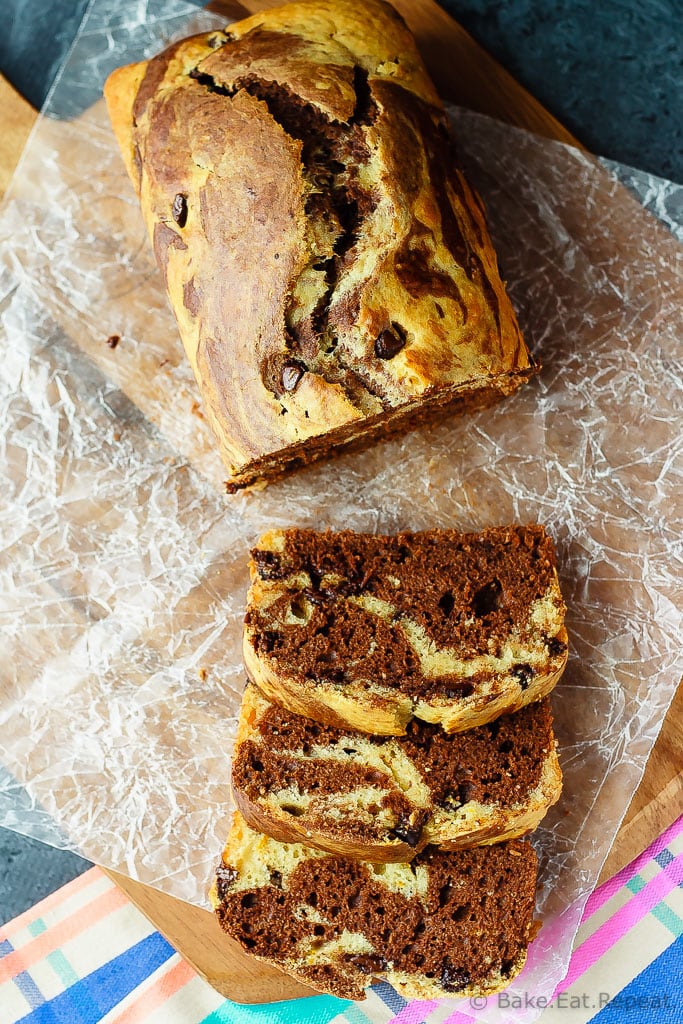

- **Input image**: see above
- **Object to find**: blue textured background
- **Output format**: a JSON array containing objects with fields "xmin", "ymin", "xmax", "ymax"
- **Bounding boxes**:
[{"xmin": 1, "ymin": 0, "xmax": 680, "ymax": 924}]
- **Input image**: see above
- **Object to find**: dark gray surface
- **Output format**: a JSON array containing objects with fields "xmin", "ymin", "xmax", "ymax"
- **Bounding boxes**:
[
  {"xmin": 0, "ymin": 828, "xmax": 90, "ymax": 925},
  {"xmin": 0, "ymin": 0, "xmax": 680, "ymax": 925},
  {"xmin": 443, "ymin": 0, "xmax": 683, "ymax": 183}
]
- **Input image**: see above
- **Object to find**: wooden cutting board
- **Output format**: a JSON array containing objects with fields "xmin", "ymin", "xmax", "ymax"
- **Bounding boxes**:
[{"xmin": 0, "ymin": 0, "xmax": 680, "ymax": 1003}]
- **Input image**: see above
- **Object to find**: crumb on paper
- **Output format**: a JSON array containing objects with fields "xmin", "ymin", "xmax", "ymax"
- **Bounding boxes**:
[{"xmin": 106, "ymin": 334, "xmax": 120, "ymax": 349}]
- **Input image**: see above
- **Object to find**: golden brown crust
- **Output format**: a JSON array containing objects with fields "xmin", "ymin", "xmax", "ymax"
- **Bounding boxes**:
[
  {"xmin": 245, "ymin": 631, "xmax": 567, "ymax": 734},
  {"xmin": 232, "ymin": 785, "xmax": 417, "ymax": 861},
  {"xmin": 243, "ymin": 633, "xmax": 414, "ymax": 733},
  {"xmin": 103, "ymin": 63, "xmax": 147, "ymax": 185},
  {"xmin": 234, "ymin": 752, "xmax": 562, "ymax": 858},
  {"xmin": 427, "ymin": 749, "xmax": 563, "ymax": 849},
  {"xmin": 104, "ymin": 0, "xmax": 535, "ymax": 489},
  {"xmin": 231, "ymin": 682, "xmax": 420, "ymax": 859}
]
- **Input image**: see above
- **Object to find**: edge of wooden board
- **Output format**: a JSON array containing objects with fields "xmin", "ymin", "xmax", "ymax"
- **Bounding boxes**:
[{"xmin": 0, "ymin": 75, "xmax": 37, "ymax": 197}]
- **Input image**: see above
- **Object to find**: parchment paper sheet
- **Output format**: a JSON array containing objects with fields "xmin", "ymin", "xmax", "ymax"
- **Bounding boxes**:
[{"xmin": 0, "ymin": 2, "xmax": 681, "ymax": 1019}]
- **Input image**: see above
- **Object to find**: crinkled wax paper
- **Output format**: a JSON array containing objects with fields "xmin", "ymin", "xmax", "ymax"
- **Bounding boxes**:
[{"xmin": 0, "ymin": 1, "xmax": 681, "ymax": 1018}]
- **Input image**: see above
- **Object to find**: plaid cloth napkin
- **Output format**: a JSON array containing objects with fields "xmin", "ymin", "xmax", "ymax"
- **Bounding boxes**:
[{"xmin": 1, "ymin": 816, "xmax": 681, "ymax": 1024}]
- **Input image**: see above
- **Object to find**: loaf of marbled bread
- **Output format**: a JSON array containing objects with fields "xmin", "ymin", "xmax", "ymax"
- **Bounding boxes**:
[{"xmin": 103, "ymin": 0, "xmax": 535, "ymax": 491}]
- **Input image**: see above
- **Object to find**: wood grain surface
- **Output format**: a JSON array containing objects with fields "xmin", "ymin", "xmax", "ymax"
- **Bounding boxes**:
[
  {"xmin": 0, "ymin": 75, "xmax": 35, "ymax": 197},
  {"xmin": 0, "ymin": 0, "xmax": 680, "ymax": 1003}
]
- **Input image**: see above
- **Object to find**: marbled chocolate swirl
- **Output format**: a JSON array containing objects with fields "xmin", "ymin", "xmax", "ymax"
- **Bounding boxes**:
[
  {"xmin": 211, "ymin": 812, "xmax": 539, "ymax": 1000},
  {"xmin": 232, "ymin": 682, "xmax": 562, "ymax": 861},
  {"xmin": 243, "ymin": 524, "xmax": 568, "ymax": 734},
  {"xmin": 104, "ymin": 0, "xmax": 536, "ymax": 490}
]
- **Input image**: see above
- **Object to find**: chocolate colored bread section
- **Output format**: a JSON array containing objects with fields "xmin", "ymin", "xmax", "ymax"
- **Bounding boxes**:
[
  {"xmin": 243, "ymin": 525, "xmax": 568, "ymax": 734},
  {"xmin": 232, "ymin": 683, "xmax": 562, "ymax": 861},
  {"xmin": 211, "ymin": 812, "xmax": 539, "ymax": 1001},
  {"xmin": 103, "ymin": 0, "xmax": 536, "ymax": 491}
]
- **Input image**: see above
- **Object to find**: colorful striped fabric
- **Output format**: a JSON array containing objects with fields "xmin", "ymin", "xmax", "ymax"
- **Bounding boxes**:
[{"xmin": 1, "ymin": 817, "xmax": 681, "ymax": 1024}]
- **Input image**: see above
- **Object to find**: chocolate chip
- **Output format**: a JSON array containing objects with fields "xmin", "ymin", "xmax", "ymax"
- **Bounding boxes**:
[
  {"xmin": 441, "ymin": 780, "xmax": 477, "ymax": 810},
  {"xmin": 325, "ymin": 667, "xmax": 347, "ymax": 685},
  {"xmin": 269, "ymin": 870, "xmax": 283, "ymax": 888},
  {"xmin": 281, "ymin": 361, "xmax": 305, "ymax": 392},
  {"xmin": 346, "ymin": 953, "xmax": 387, "ymax": 975},
  {"xmin": 255, "ymin": 630, "xmax": 280, "ymax": 655},
  {"xmin": 472, "ymin": 579, "xmax": 503, "ymax": 617},
  {"xmin": 441, "ymin": 960, "xmax": 471, "ymax": 992},
  {"xmin": 106, "ymin": 334, "xmax": 120, "ymax": 349},
  {"xmin": 334, "ymin": 579, "xmax": 360, "ymax": 598},
  {"xmin": 215, "ymin": 864, "xmax": 238, "ymax": 901},
  {"xmin": 501, "ymin": 958, "xmax": 515, "ymax": 977},
  {"xmin": 395, "ymin": 544, "xmax": 411, "ymax": 564},
  {"xmin": 443, "ymin": 682, "xmax": 475, "ymax": 699},
  {"xmin": 375, "ymin": 323, "xmax": 406, "ymax": 359},
  {"xmin": 306, "ymin": 565, "xmax": 324, "ymax": 589},
  {"xmin": 547, "ymin": 635, "xmax": 567, "ymax": 657},
  {"xmin": 513, "ymin": 663, "xmax": 534, "ymax": 690},
  {"xmin": 487, "ymin": 719, "xmax": 501, "ymax": 739},
  {"xmin": 252, "ymin": 548, "xmax": 286, "ymax": 581},
  {"xmin": 390, "ymin": 813, "xmax": 425, "ymax": 848},
  {"xmin": 172, "ymin": 193, "xmax": 188, "ymax": 227},
  {"xmin": 459, "ymin": 780, "xmax": 476, "ymax": 804}
]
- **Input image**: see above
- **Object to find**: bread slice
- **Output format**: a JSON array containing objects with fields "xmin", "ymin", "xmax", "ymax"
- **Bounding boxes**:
[
  {"xmin": 232, "ymin": 683, "xmax": 562, "ymax": 861},
  {"xmin": 211, "ymin": 812, "xmax": 539, "ymax": 1000},
  {"xmin": 243, "ymin": 525, "xmax": 568, "ymax": 735},
  {"xmin": 103, "ymin": 0, "xmax": 536, "ymax": 492}
]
